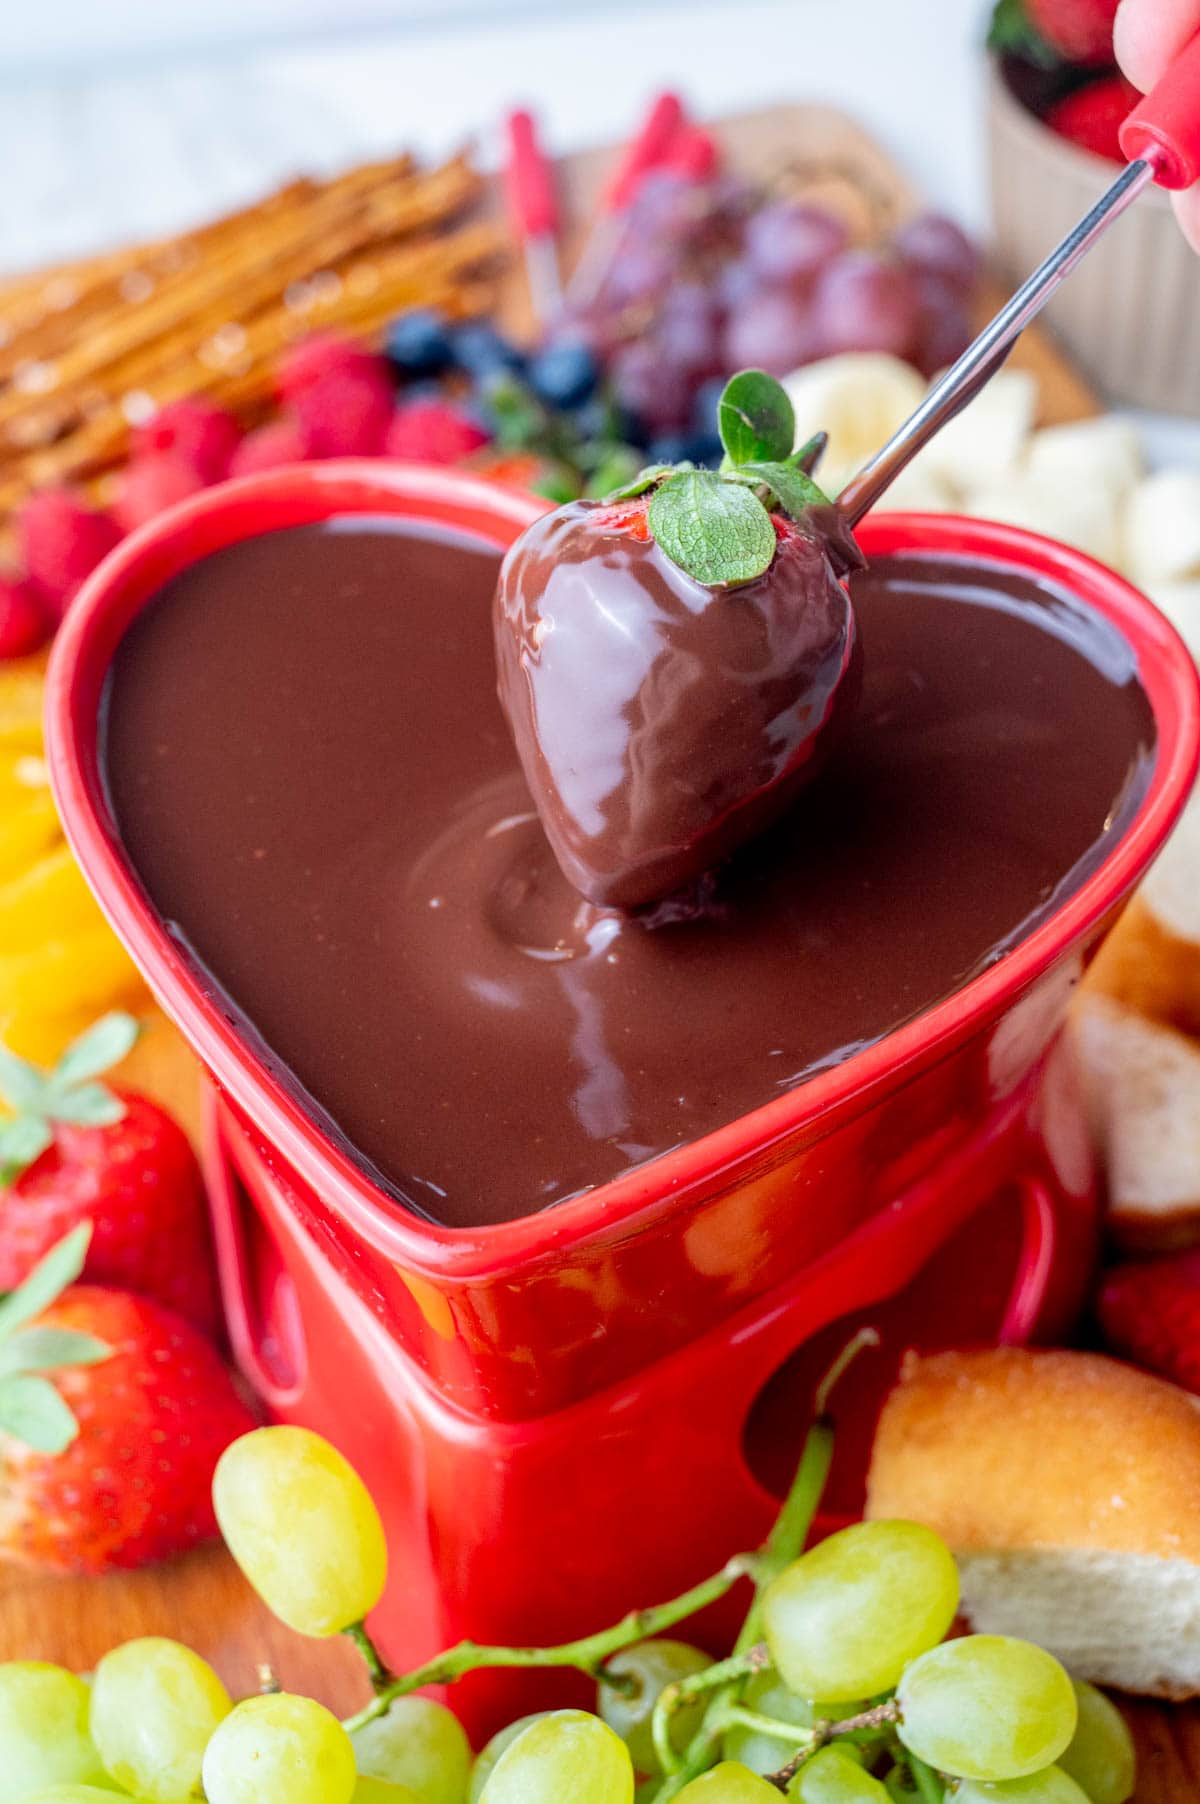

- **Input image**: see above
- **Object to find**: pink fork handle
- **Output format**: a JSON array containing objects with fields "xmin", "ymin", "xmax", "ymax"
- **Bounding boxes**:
[
  {"xmin": 1121, "ymin": 28, "xmax": 1200, "ymax": 189},
  {"xmin": 603, "ymin": 91, "xmax": 685, "ymax": 212},
  {"xmin": 505, "ymin": 109, "xmax": 558, "ymax": 241}
]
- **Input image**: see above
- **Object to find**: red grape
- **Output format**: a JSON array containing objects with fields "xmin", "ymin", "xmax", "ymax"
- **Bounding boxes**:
[
  {"xmin": 602, "ymin": 242, "xmax": 675, "ymax": 309},
  {"xmin": 609, "ymin": 338, "xmax": 694, "ymax": 430},
  {"xmin": 744, "ymin": 202, "xmax": 847, "ymax": 287},
  {"xmin": 721, "ymin": 285, "xmax": 818, "ymax": 377},
  {"xmin": 892, "ymin": 212, "xmax": 980, "ymax": 295},
  {"xmin": 658, "ymin": 284, "xmax": 722, "ymax": 376},
  {"xmin": 811, "ymin": 251, "xmax": 920, "ymax": 360}
]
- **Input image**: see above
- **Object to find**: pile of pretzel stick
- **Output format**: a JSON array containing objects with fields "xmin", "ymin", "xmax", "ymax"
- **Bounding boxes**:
[{"xmin": 0, "ymin": 151, "xmax": 506, "ymax": 511}]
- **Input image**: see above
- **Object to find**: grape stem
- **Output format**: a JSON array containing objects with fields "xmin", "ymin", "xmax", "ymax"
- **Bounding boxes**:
[
  {"xmin": 906, "ymin": 1752, "xmax": 947, "ymax": 1804},
  {"xmin": 763, "ymin": 1701, "xmax": 901, "ymax": 1791},
  {"xmin": 651, "ymin": 1643, "xmax": 771, "ymax": 1775},
  {"xmin": 344, "ymin": 1621, "xmax": 388, "ymax": 1691},
  {"xmin": 341, "ymin": 1554, "xmax": 755, "ymax": 1735}
]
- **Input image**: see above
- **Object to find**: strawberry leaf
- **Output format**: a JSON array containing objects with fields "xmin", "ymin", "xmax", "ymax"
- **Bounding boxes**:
[
  {"xmin": 0, "ymin": 1327, "xmax": 110, "ymax": 1378},
  {"xmin": 0, "ymin": 1373, "xmax": 79, "ymax": 1454},
  {"xmin": 602, "ymin": 463, "xmax": 681, "ymax": 503},
  {"xmin": 0, "ymin": 1114, "xmax": 53, "ymax": 1185},
  {"xmin": 739, "ymin": 461, "xmax": 831, "ymax": 524},
  {"xmin": 53, "ymin": 1011, "xmax": 140, "ymax": 1086},
  {"xmin": 648, "ymin": 471, "xmax": 777, "ymax": 588},
  {"xmin": 0, "ymin": 1046, "xmax": 48, "ymax": 1115},
  {"xmin": 794, "ymin": 431, "xmax": 829, "ymax": 476},
  {"xmin": 43, "ymin": 1082, "xmax": 126, "ymax": 1128},
  {"xmin": 718, "ymin": 370, "xmax": 796, "ymax": 465},
  {"xmin": 0, "ymin": 1223, "xmax": 91, "ymax": 1338}
]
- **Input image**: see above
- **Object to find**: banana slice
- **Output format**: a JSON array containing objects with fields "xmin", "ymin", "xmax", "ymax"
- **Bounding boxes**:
[
  {"xmin": 782, "ymin": 353, "xmax": 925, "ymax": 497},
  {"xmin": 1125, "ymin": 469, "xmax": 1200, "ymax": 587},
  {"xmin": 1025, "ymin": 417, "xmax": 1144, "ymax": 505},
  {"xmin": 866, "ymin": 458, "xmax": 956, "ymax": 514},
  {"xmin": 908, "ymin": 368, "xmax": 1038, "ymax": 498},
  {"xmin": 1147, "ymin": 579, "xmax": 1200, "ymax": 663},
  {"xmin": 966, "ymin": 471, "xmax": 1123, "ymax": 567}
]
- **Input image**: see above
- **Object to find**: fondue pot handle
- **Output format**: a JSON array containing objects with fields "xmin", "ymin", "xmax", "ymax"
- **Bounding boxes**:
[{"xmin": 1120, "ymin": 28, "xmax": 1200, "ymax": 190}]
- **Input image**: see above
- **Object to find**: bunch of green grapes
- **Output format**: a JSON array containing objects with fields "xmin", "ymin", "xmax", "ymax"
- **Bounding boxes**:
[{"xmin": 0, "ymin": 1425, "xmax": 1138, "ymax": 1804}]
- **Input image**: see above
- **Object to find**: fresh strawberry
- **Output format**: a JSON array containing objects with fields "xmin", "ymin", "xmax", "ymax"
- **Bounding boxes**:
[
  {"xmin": 114, "ymin": 452, "xmax": 207, "ymax": 532},
  {"xmin": 0, "ymin": 576, "xmax": 51, "ymax": 660},
  {"xmin": 0, "ymin": 1229, "xmax": 253, "ymax": 1573},
  {"xmin": 1098, "ymin": 1250, "xmax": 1200, "ymax": 1392},
  {"xmin": 132, "ymin": 399, "xmax": 240, "ymax": 483},
  {"xmin": 17, "ymin": 489, "xmax": 122, "ymax": 618},
  {"xmin": 1026, "ymin": 0, "xmax": 1118, "ymax": 64},
  {"xmin": 0, "ymin": 1013, "xmax": 220, "ymax": 1336},
  {"xmin": 289, "ymin": 365, "xmax": 394, "ymax": 458},
  {"xmin": 386, "ymin": 397, "xmax": 490, "ymax": 464},
  {"xmin": 1046, "ymin": 73, "xmax": 1140, "ymax": 160},
  {"xmin": 275, "ymin": 331, "xmax": 388, "ymax": 400},
  {"xmin": 228, "ymin": 418, "xmax": 309, "ymax": 478}
]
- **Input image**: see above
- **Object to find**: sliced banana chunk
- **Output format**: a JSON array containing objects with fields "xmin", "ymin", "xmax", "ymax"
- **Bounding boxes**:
[
  {"xmin": 782, "ymin": 353, "xmax": 925, "ymax": 497},
  {"xmin": 1025, "ymin": 416, "xmax": 1144, "ymax": 505},
  {"xmin": 908, "ymin": 368, "xmax": 1037, "ymax": 498},
  {"xmin": 966, "ymin": 470, "xmax": 1123, "ymax": 567},
  {"xmin": 865, "ymin": 458, "xmax": 956, "ymax": 514},
  {"xmin": 1147, "ymin": 579, "xmax": 1200, "ymax": 662},
  {"xmin": 1125, "ymin": 469, "xmax": 1200, "ymax": 586}
]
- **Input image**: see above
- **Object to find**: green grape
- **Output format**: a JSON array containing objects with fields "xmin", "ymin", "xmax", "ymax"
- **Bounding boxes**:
[
  {"xmin": 722, "ymin": 1673, "xmax": 867, "ymax": 1779},
  {"xmin": 89, "ymin": 1636, "xmax": 231, "ymax": 1802},
  {"xmin": 795, "ymin": 1748, "xmax": 888, "ymax": 1803},
  {"xmin": 21, "ymin": 1790, "xmax": 130, "ymax": 1802},
  {"xmin": 896, "ymin": 1636, "xmax": 1077, "ymax": 1782},
  {"xmin": 478, "ymin": 1710, "xmax": 633, "ymax": 1804},
  {"xmin": 673, "ymin": 1761, "xmax": 783, "ymax": 1801},
  {"xmin": 202, "ymin": 1692, "xmax": 358, "ymax": 1804},
  {"xmin": 350, "ymin": 1694, "xmax": 471, "ymax": 1802},
  {"xmin": 213, "ymin": 1426, "xmax": 388, "ymax": 1637},
  {"xmin": 355, "ymin": 1781, "xmax": 424, "ymax": 1803},
  {"xmin": 470, "ymin": 1714, "xmax": 552, "ymax": 1804},
  {"xmin": 598, "ymin": 1638, "xmax": 712, "ymax": 1774},
  {"xmin": 0, "ymin": 1661, "xmax": 110, "ymax": 1800},
  {"xmin": 882, "ymin": 1768, "xmax": 916, "ymax": 1802},
  {"xmin": 1058, "ymin": 1680, "xmax": 1136, "ymax": 1804},
  {"xmin": 762, "ymin": 1521, "xmax": 959, "ymax": 1701},
  {"xmin": 951, "ymin": 1767, "xmax": 1091, "ymax": 1802}
]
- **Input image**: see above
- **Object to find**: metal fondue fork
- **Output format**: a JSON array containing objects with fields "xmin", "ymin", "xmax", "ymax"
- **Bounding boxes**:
[{"xmin": 839, "ymin": 31, "xmax": 1200, "ymax": 528}]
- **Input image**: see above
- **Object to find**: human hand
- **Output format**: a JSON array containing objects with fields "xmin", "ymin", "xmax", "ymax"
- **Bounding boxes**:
[{"xmin": 1115, "ymin": 0, "xmax": 1200, "ymax": 247}]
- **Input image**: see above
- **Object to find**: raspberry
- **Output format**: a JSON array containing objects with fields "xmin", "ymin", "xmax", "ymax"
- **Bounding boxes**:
[
  {"xmin": 133, "ymin": 399, "xmax": 239, "ymax": 483},
  {"xmin": 385, "ymin": 398, "xmax": 490, "ymax": 465},
  {"xmin": 275, "ymin": 332, "xmax": 386, "ymax": 400},
  {"xmin": 0, "ymin": 576, "xmax": 51, "ymax": 659},
  {"xmin": 115, "ymin": 453, "xmax": 207, "ymax": 532},
  {"xmin": 289, "ymin": 365, "xmax": 394, "ymax": 458},
  {"xmin": 18, "ymin": 490, "xmax": 122, "ymax": 617},
  {"xmin": 228, "ymin": 420, "xmax": 308, "ymax": 478}
]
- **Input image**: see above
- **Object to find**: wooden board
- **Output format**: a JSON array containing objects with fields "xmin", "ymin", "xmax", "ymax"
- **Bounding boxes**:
[{"xmin": 3, "ymin": 102, "xmax": 1196, "ymax": 1800}]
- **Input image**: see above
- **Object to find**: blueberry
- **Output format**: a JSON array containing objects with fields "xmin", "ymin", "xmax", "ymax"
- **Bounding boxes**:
[
  {"xmin": 527, "ymin": 339, "xmax": 600, "ymax": 411},
  {"xmin": 573, "ymin": 393, "xmax": 645, "ymax": 449},
  {"xmin": 690, "ymin": 374, "xmax": 727, "ymax": 437},
  {"xmin": 451, "ymin": 321, "xmax": 525, "ymax": 379},
  {"xmin": 646, "ymin": 433, "xmax": 691, "ymax": 466},
  {"xmin": 385, "ymin": 309, "xmax": 453, "ymax": 378},
  {"xmin": 681, "ymin": 431, "xmax": 725, "ymax": 469}
]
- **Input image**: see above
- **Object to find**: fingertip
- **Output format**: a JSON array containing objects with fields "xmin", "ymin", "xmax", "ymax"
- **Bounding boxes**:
[{"xmin": 1115, "ymin": 0, "xmax": 1200, "ymax": 92}]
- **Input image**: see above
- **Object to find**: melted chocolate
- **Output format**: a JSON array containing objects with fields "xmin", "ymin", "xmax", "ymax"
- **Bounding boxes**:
[
  {"xmin": 101, "ymin": 521, "xmax": 1155, "ymax": 1227},
  {"xmin": 494, "ymin": 500, "xmax": 859, "ymax": 908}
]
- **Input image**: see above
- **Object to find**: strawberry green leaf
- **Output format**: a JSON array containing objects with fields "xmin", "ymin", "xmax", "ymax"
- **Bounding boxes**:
[
  {"xmin": 0, "ymin": 1373, "xmax": 79, "ymax": 1454},
  {"xmin": 794, "ymin": 431, "xmax": 829, "ymax": 476},
  {"xmin": 602, "ymin": 463, "xmax": 683, "ymax": 502},
  {"xmin": 718, "ymin": 370, "xmax": 796, "ymax": 465},
  {"xmin": 0, "ymin": 1326, "xmax": 110, "ymax": 1378},
  {"xmin": 739, "ymin": 460, "xmax": 831, "ymax": 523},
  {"xmin": 648, "ymin": 471, "xmax": 777, "ymax": 588},
  {"xmin": 53, "ymin": 1011, "xmax": 140, "ymax": 1087},
  {"xmin": 986, "ymin": 0, "xmax": 1060, "ymax": 65},
  {"xmin": 0, "ymin": 1114, "xmax": 53, "ymax": 1186},
  {"xmin": 0, "ymin": 1046, "xmax": 48, "ymax": 1116},
  {"xmin": 0, "ymin": 1223, "xmax": 91, "ymax": 1338},
  {"xmin": 41, "ymin": 1082, "xmax": 125, "ymax": 1129}
]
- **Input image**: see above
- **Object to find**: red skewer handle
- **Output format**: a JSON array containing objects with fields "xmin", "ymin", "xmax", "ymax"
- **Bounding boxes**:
[
  {"xmin": 662, "ymin": 125, "xmax": 720, "ymax": 183},
  {"xmin": 1120, "ymin": 28, "xmax": 1200, "ymax": 190},
  {"xmin": 602, "ymin": 91, "xmax": 686, "ymax": 213},
  {"xmin": 505, "ymin": 109, "xmax": 559, "ymax": 240}
]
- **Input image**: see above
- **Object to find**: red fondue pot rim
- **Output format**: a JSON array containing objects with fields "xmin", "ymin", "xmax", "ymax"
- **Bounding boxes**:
[{"xmin": 45, "ymin": 462, "xmax": 1200, "ymax": 1275}]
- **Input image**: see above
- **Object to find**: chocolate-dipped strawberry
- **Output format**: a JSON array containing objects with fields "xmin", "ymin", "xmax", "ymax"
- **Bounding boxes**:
[{"xmin": 494, "ymin": 370, "xmax": 863, "ymax": 910}]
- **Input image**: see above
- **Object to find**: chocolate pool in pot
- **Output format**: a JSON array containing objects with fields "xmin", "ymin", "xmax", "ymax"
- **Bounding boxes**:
[{"xmin": 101, "ymin": 520, "xmax": 1154, "ymax": 1228}]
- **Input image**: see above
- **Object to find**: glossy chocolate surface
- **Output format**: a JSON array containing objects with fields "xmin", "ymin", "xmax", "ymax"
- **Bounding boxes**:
[
  {"xmin": 102, "ymin": 520, "xmax": 1155, "ymax": 1227},
  {"xmin": 494, "ymin": 500, "xmax": 860, "ymax": 908}
]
